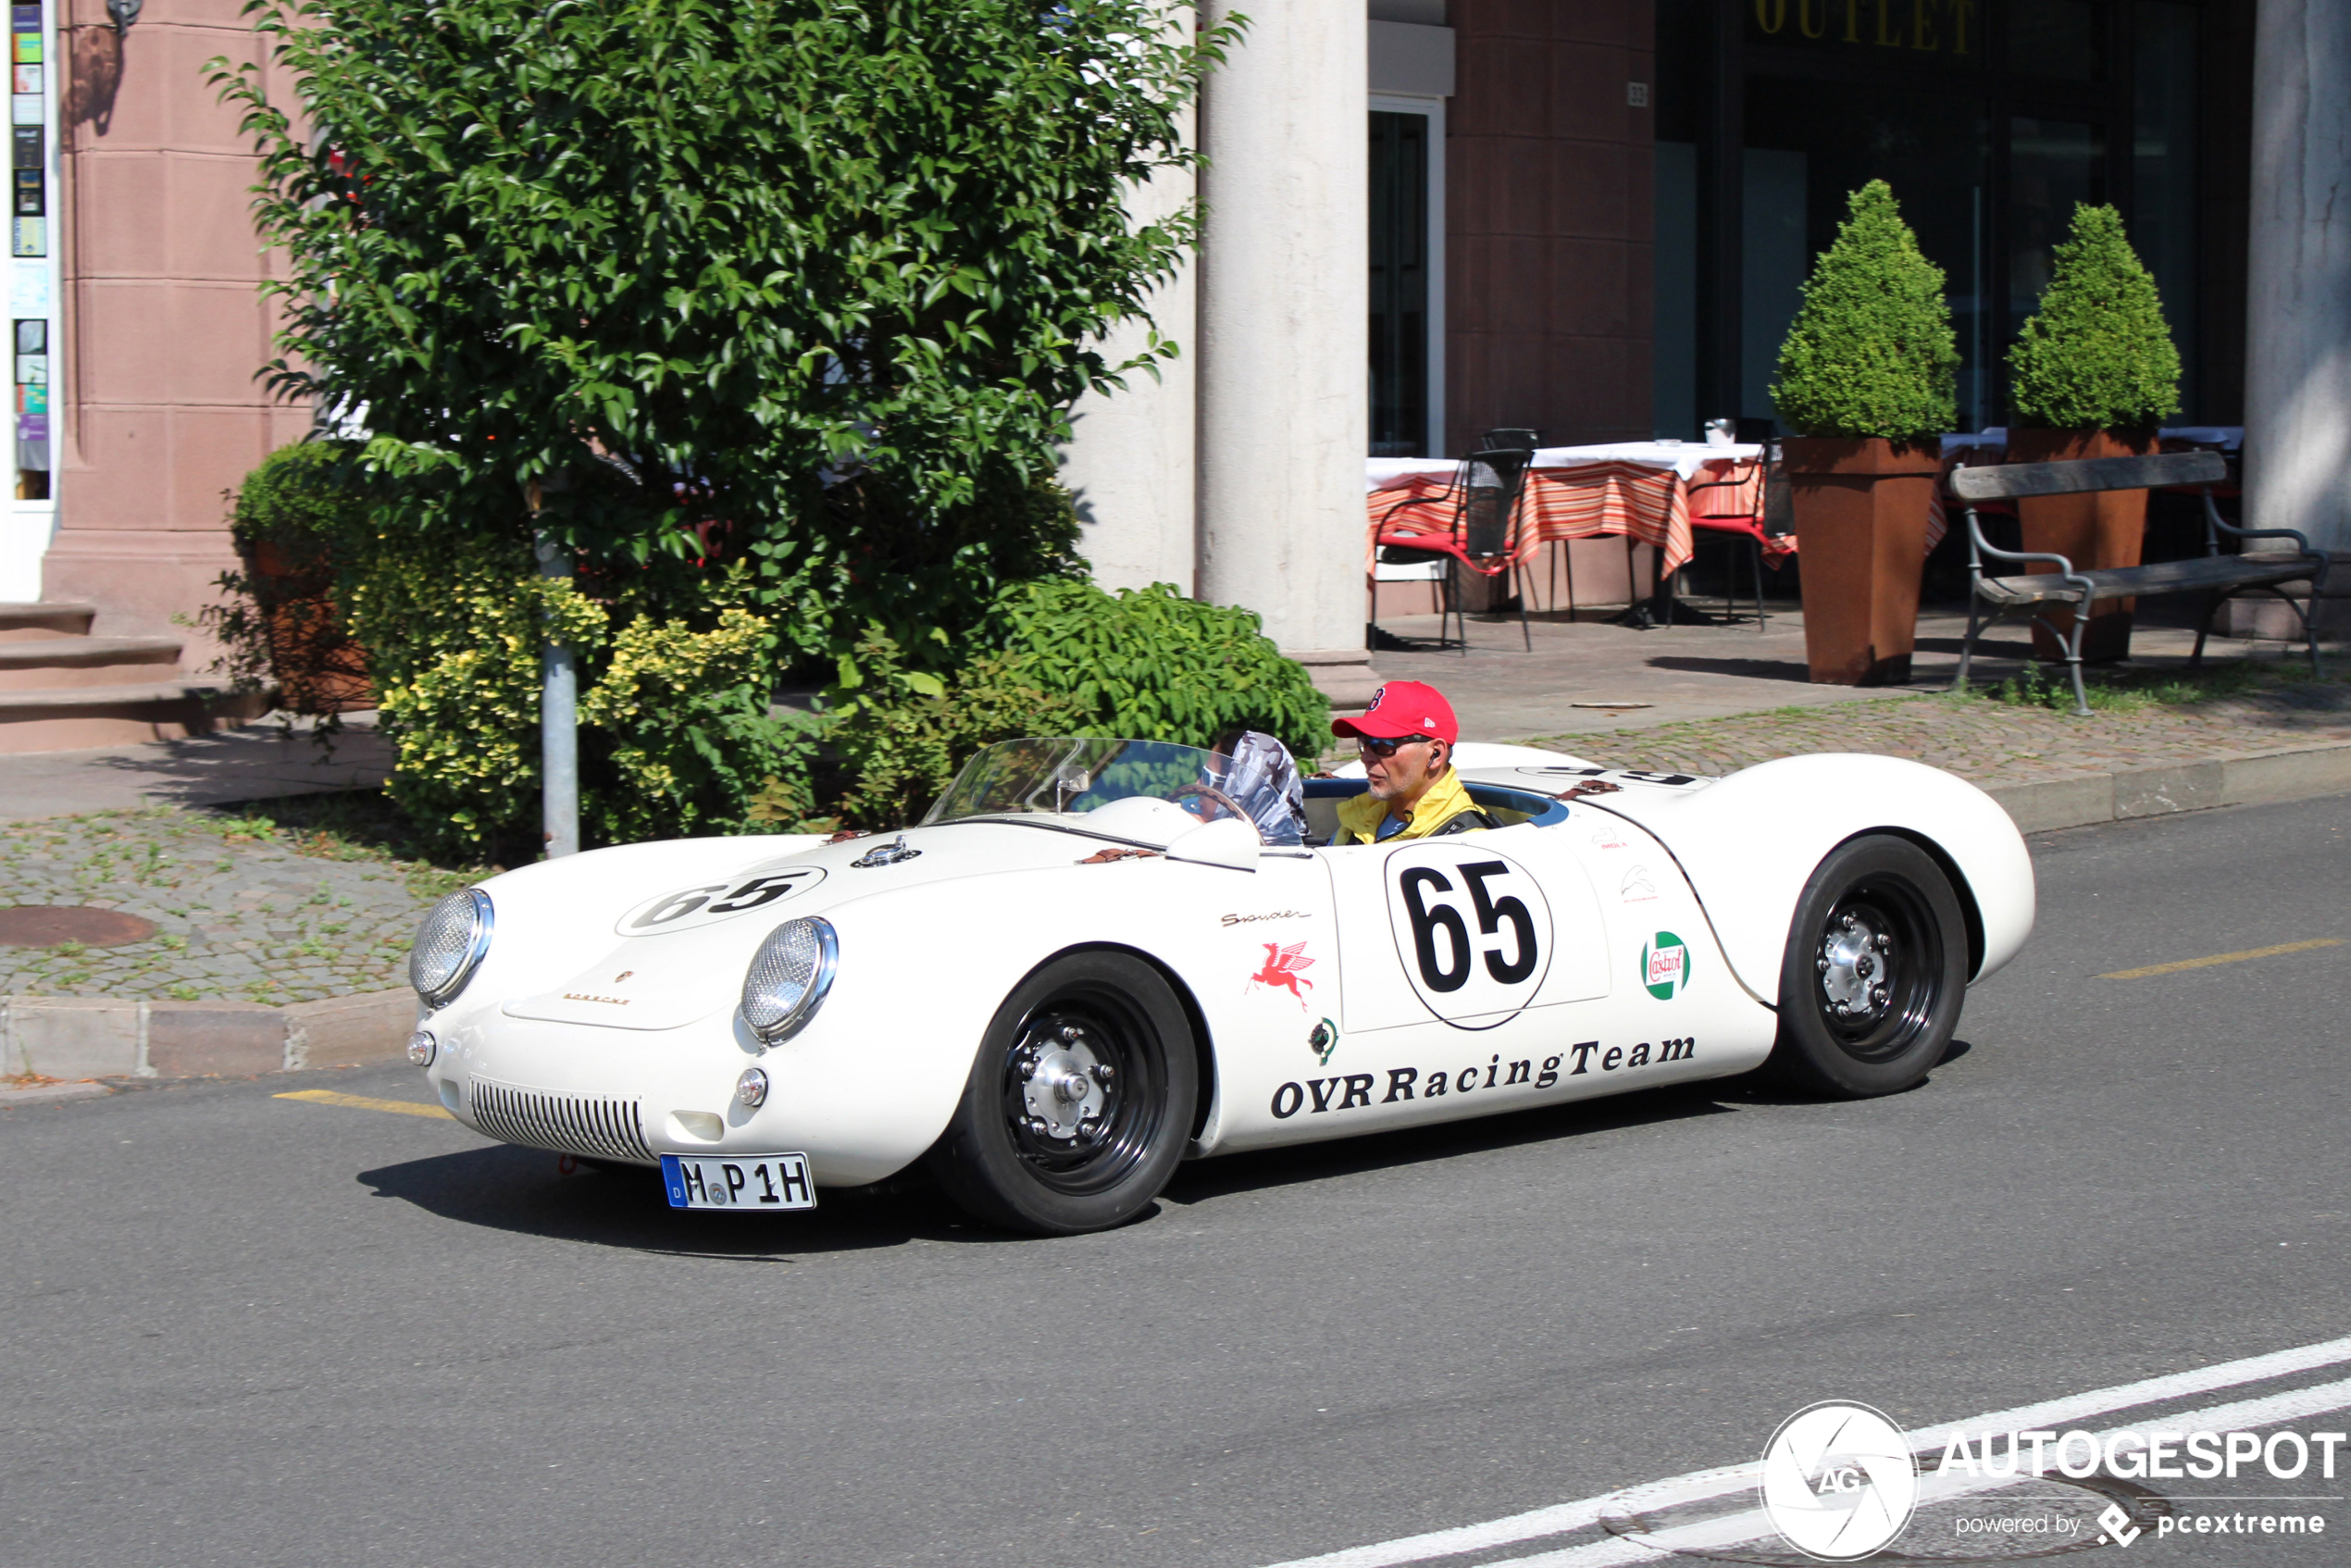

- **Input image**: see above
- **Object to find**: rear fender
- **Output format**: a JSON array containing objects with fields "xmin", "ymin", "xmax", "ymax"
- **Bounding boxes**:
[{"xmin": 1581, "ymin": 753, "xmax": 2035, "ymax": 1003}]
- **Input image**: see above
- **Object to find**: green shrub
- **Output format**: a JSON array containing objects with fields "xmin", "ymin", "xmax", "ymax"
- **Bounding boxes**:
[
  {"xmin": 1771, "ymin": 181, "xmax": 1959, "ymax": 442},
  {"xmin": 2008, "ymin": 204, "xmax": 2183, "ymax": 430},
  {"xmin": 230, "ymin": 440, "xmax": 370, "ymax": 557},
  {"xmin": 198, "ymin": 441, "xmax": 376, "ymax": 717},
  {"xmin": 748, "ymin": 580, "xmax": 1331, "ymax": 834},
  {"xmin": 750, "ymin": 628, "xmax": 1088, "ymax": 833},
  {"xmin": 345, "ymin": 533, "xmax": 811, "ymax": 858},
  {"xmin": 986, "ymin": 579, "xmax": 1332, "ymax": 758}
]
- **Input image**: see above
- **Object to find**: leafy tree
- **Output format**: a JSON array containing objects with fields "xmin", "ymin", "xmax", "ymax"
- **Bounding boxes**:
[
  {"xmin": 210, "ymin": 0, "xmax": 1235, "ymax": 653},
  {"xmin": 1772, "ymin": 180, "xmax": 1958, "ymax": 442},
  {"xmin": 2008, "ymin": 204, "xmax": 2183, "ymax": 430}
]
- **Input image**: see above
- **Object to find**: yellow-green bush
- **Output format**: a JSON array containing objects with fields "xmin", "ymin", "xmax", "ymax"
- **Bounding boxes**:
[{"xmin": 345, "ymin": 529, "xmax": 809, "ymax": 858}]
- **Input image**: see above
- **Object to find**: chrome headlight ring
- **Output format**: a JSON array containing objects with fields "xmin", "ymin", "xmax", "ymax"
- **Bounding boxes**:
[
  {"xmin": 409, "ymin": 888, "xmax": 494, "ymax": 1011},
  {"xmin": 740, "ymin": 915, "xmax": 839, "ymax": 1047}
]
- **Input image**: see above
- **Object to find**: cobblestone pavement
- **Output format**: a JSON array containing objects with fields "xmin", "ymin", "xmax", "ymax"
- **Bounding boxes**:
[
  {"xmin": 0, "ymin": 808, "xmax": 466, "ymax": 1005},
  {"xmin": 1519, "ymin": 677, "xmax": 2351, "ymax": 783}
]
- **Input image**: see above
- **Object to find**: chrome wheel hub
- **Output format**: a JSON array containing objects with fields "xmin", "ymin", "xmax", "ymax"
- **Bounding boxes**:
[
  {"xmin": 1818, "ymin": 909, "xmax": 1895, "ymax": 1023},
  {"xmin": 1016, "ymin": 1025, "xmax": 1113, "ymax": 1143}
]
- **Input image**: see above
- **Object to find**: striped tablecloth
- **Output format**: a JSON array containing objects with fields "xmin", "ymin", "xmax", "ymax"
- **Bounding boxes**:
[
  {"xmin": 1367, "ymin": 443, "xmax": 1765, "ymax": 574},
  {"xmin": 1369, "ymin": 443, "xmax": 1951, "ymax": 574}
]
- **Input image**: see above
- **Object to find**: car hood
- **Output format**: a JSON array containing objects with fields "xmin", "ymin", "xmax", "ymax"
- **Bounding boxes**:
[{"xmin": 473, "ymin": 815, "xmax": 1190, "ymax": 1032}]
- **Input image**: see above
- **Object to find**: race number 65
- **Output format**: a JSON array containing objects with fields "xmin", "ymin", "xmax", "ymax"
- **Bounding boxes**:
[{"xmin": 1387, "ymin": 847, "xmax": 1554, "ymax": 1026}]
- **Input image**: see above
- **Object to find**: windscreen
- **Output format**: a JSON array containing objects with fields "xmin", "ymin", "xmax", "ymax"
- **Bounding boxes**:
[{"xmin": 922, "ymin": 738, "xmax": 1307, "ymax": 845}]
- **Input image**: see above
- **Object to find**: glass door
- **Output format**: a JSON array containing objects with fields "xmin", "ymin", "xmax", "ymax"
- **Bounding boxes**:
[{"xmin": 1369, "ymin": 106, "xmax": 1435, "ymax": 456}]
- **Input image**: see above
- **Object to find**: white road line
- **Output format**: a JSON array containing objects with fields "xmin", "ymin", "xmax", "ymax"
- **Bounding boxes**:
[
  {"xmin": 1486, "ymin": 1374, "xmax": 2351, "ymax": 1568},
  {"xmin": 1261, "ymin": 1334, "xmax": 2351, "ymax": 1568}
]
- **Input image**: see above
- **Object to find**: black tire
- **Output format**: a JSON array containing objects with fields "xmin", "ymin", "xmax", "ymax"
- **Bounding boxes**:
[
  {"xmin": 1767, "ymin": 834, "xmax": 1969, "ymax": 1098},
  {"xmin": 927, "ymin": 951, "xmax": 1199, "ymax": 1236}
]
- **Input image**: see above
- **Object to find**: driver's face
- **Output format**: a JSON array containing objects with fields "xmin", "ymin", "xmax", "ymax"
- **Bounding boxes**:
[{"xmin": 1363, "ymin": 736, "xmax": 1448, "ymax": 807}]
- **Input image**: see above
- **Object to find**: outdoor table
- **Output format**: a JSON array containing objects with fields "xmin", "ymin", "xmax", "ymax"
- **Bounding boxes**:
[{"xmin": 1365, "ymin": 442, "xmax": 1765, "ymax": 577}]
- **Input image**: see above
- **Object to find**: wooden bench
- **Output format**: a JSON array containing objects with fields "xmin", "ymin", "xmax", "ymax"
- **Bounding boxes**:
[{"xmin": 1947, "ymin": 451, "xmax": 2328, "ymax": 716}]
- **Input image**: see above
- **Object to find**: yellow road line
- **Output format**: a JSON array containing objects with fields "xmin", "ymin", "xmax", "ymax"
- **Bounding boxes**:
[
  {"xmin": 2099, "ymin": 939, "xmax": 2343, "ymax": 980},
  {"xmin": 275, "ymin": 1089, "xmax": 452, "ymax": 1119}
]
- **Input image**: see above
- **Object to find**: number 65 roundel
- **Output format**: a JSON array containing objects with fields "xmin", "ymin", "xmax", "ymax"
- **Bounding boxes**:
[{"xmin": 1384, "ymin": 844, "xmax": 1553, "ymax": 1028}]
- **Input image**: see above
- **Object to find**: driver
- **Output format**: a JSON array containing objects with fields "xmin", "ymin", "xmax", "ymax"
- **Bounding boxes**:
[{"xmin": 1330, "ymin": 681, "xmax": 1494, "ymax": 844}]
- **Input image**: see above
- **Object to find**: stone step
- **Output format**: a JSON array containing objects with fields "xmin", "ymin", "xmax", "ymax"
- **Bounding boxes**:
[
  {"xmin": 0, "ymin": 633, "xmax": 186, "ymax": 691},
  {"xmin": 0, "ymin": 601, "xmax": 98, "ymax": 641},
  {"xmin": 0, "ymin": 678, "xmax": 254, "ymax": 754}
]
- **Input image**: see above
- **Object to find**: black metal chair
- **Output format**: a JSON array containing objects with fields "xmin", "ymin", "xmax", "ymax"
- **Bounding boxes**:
[
  {"xmin": 1481, "ymin": 428, "xmax": 1542, "ymax": 453},
  {"xmin": 1371, "ymin": 448, "xmax": 1536, "ymax": 653}
]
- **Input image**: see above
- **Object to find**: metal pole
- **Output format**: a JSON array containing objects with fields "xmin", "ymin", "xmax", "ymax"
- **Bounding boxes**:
[{"xmin": 534, "ymin": 527, "xmax": 579, "ymax": 858}]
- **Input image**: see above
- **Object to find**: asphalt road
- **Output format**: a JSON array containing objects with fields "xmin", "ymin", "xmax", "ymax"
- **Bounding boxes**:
[{"xmin": 4, "ymin": 795, "xmax": 2348, "ymax": 1568}]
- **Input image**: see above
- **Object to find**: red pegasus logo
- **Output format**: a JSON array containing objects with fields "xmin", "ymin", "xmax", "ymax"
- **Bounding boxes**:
[{"xmin": 1250, "ymin": 940, "xmax": 1316, "ymax": 1005}]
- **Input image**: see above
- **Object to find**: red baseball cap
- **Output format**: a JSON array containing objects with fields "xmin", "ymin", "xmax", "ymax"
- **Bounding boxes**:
[{"xmin": 1333, "ymin": 680, "xmax": 1459, "ymax": 743}]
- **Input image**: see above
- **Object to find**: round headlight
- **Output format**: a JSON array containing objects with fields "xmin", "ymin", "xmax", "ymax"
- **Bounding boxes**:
[
  {"xmin": 410, "ymin": 889, "xmax": 493, "ymax": 1009},
  {"xmin": 740, "ymin": 916, "xmax": 838, "ymax": 1045}
]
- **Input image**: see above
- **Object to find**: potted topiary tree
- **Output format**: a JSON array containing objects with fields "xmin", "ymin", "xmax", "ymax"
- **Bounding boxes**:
[
  {"xmin": 1772, "ymin": 180, "xmax": 1958, "ymax": 684},
  {"xmin": 2006, "ymin": 203, "xmax": 2183, "ymax": 663},
  {"xmin": 214, "ymin": 441, "xmax": 376, "ymax": 715}
]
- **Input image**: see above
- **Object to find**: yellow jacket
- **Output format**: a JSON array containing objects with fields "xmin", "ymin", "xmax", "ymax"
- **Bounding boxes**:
[{"xmin": 1334, "ymin": 767, "xmax": 1486, "ymax": 845}]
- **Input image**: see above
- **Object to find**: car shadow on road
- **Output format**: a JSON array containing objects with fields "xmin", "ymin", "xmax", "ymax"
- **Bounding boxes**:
[
  {"xmin": 357, "ymin": 1043, "xmax": 1974, "ymax": 1250},
  {"xmin": 1156, "ymin": 1080, "xmax": 1748, "ymax": 1210},
  {"xmin": 1153, "ymin": 1039, "xmax": 1974, "ymax": 1213},
  {"xmin": 357, "ymin": 1142, "xmax": 965, "ymax": 1259}
]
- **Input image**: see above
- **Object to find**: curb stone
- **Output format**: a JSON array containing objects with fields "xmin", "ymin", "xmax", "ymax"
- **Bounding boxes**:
[
  {"xmin": 4, "ymin": 740, "xmax": 2345, "ymax": 1085},
  {"xmin": 1981, "ymin": 738, "xmax": 2351, "ymax": 833},
  {"xmin": 1, "ymin": 988, "xmax": 416, "ymax": 1082},
  {"xmin": 0, "ymin": 1079, "xmax": 113, "ymax": 1106}
]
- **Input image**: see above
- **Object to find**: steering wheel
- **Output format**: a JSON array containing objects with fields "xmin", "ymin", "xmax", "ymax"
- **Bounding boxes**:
[{"xmin": 1169, "ymin": 782, "xmax": 1253, "ymax": 830}]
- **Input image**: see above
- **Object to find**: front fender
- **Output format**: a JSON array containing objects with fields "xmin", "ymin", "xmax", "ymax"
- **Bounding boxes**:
[{"xmin": 1585, "ymin": 753, "xmax": 2036, "ymax": 1003}]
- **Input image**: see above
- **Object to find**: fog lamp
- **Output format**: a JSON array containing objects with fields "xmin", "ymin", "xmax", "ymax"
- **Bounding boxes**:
[
  {"xmin": 735, "ymin": 1067, "xmax": 769, "ymax": 1109},
  {"xmin": 406, "ymin": 1030, "xmax": 437, "ymax": 1066}
]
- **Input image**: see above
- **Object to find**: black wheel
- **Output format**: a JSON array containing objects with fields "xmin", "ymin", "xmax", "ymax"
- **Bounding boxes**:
[
  {"xmin": 1767, "ymin": 834, "xmax": 1969, "ymax": 1098},
  {"xmin": 927, "ymin": 951, "xmax": 1199, "ymax": 1236}
]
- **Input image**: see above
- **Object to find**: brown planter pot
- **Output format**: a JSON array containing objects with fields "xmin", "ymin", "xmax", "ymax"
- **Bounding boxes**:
[
  {"xmin": 247, "ymin": 540, "xmax": 374, "ymax": 713},
  {"xmin": 1785, "ymin": 437, "xmax": 1942, "ymax": 685},
  {"xmin": 2008, "ymin": 427, "xmax": 2158, "ymax": 663}
]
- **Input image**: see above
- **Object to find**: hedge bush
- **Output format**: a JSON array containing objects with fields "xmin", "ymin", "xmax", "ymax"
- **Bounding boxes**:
[
  {"xmin": 751, "ymin": 580, "xmax": 1334, "ymax": 834},
  {"xmin": 985, "ymin": 579, "xmax": 1331, "ymax": 757},
  {"xmin": 1772, "ymin": 180, "xmax": 1958, "ymax": 442},
  {"xmin": 218, "ymin": 455, "xmax": 1326, "ymax": 851},
  {"xmin": 2008, "ymin": 204, "xmax": 2183, "ymax": 431}
]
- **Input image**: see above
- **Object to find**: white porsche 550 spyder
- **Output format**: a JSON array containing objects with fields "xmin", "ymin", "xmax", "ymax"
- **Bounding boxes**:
[{"xmin": 403, "ymin": 737, "xmax": 2034, "ymax": 1235}]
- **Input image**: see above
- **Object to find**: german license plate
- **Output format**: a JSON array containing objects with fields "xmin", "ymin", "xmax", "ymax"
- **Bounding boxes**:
[{"xmin": 660, "ymin": 1152, "xmax": 815, "ymax": 1211}]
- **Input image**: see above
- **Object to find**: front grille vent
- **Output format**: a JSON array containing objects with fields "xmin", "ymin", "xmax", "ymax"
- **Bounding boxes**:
[{"xmin": 466, "ymin": 1078, "xmax": 653, "ymax": 1163}]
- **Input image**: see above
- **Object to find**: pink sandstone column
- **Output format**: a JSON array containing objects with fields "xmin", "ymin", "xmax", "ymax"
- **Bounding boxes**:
[{"xmin": 44, "ymin": 0, "xmax": 305, "ymax": 659}]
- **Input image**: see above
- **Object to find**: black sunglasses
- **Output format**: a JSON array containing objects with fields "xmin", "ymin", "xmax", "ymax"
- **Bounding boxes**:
[{"xmin": 1356, "ymin": 734, "xmax": 1435, "ymax": 758}]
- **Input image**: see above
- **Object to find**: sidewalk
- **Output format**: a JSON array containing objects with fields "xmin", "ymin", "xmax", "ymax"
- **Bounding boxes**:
[
  {"xmin": 1377, "ymin": 596, "xmax": 2351, "ymax": 830},
  {"xmin": 1372, "ymin": 601, "xmax": 2333, "ymax": 739},
  {"xmin": 0, "ymin": 715, "xmax": 392, "ymax": 822}
]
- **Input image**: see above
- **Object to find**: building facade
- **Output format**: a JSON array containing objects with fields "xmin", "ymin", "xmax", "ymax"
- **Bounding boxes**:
[{"xmin": 0, "ymin": 0, "xmax": 2327, "ymax": 747}]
